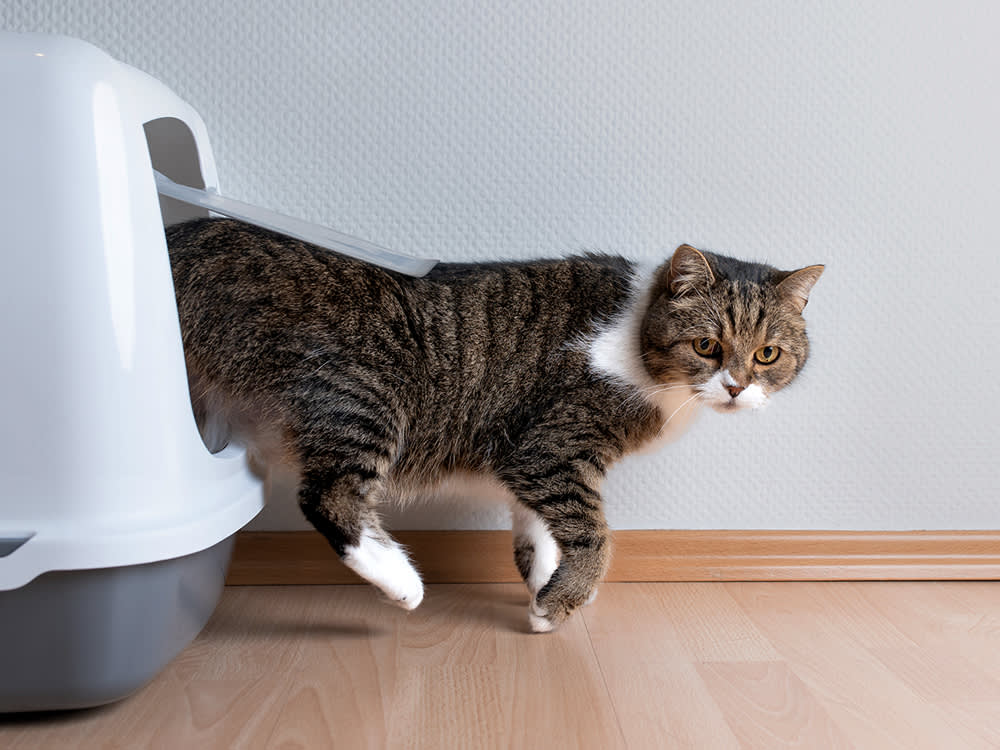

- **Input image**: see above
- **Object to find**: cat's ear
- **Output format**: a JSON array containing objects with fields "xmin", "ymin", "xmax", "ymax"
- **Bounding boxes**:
[
  {"xmin": 667, "ymin": 244, "xmax": 715, "ymax": 296},
  {"xmin": 776, "ymin": 265, "xmax": 825, "ymax": 313}
]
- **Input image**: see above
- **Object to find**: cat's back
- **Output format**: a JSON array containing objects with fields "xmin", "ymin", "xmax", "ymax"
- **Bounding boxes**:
[
  {"xmin": 168, "ymin": 217, "xmax": 423, "ymax": 352},
  {"xmin": 167, "ymin": 218, "xmax": 638, "ymax": 402},
  {"xmin": 168, "ymin": 218, "xmax": 635, "ymax": 340},
  {"xmin": 167, "ymin": 217, "xmax": 403, "ymax": 309},
  {"xmin": 412, "ymin": 252, "xmax": 637, "ymax": 366}
]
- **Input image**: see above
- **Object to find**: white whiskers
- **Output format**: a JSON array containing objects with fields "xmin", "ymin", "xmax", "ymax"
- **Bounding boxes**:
[
  {"xmin": 656, "ymin": 391, "xmax": 702, "ymax": 439},
  {"xmin": 614, "ymin": 381, "xmax": 693, "ymax": 412}
]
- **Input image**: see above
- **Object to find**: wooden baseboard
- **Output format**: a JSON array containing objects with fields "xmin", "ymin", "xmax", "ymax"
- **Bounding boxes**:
[{"xmin": 225, "ymin": 529, "xmax": 1000, "ymax": 585}]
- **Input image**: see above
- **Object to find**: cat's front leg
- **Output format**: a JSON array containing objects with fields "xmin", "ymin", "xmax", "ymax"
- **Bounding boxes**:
[
  {"xmin": 528, "ymin": 518, "xmax": 610, "ymax": 632},
  {"xmin": 506, "ymin": 474, "xmax": 612, "ymax": 633},
  {"xmin": 511, "ymin": 503, "xmax": 561, "ymax": 598}
]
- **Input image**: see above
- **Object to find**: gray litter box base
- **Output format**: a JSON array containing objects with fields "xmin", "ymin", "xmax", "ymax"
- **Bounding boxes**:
[{"xmin": 0, "ymin": 535, "xmax": 234, "ymax": 713}]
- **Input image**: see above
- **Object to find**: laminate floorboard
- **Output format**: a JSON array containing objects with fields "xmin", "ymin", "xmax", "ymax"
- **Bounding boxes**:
[{"xmin": 2, "ymin": 582, "xmax": 999, "ymax": 749}]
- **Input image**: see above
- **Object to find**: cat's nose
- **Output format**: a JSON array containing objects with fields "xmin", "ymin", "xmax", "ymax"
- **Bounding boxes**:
[{"xmin": 726, "ymin": 385, "xmax": 745, "ymax": 398}]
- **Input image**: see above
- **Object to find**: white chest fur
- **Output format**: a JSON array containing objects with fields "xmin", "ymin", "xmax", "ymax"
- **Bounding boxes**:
[{"xmin": 584, "ymin": 267, "xmax": 701, "ymax": 450}]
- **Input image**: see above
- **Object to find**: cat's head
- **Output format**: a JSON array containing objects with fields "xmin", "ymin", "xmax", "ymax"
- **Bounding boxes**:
[{"xmin": 640, "ymin": 245, "xmax": 823, "ymax": 412}]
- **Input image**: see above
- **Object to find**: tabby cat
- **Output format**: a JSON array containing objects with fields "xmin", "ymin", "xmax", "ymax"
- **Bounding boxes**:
[{"xmin": 168, "ymin": 218, "xmax": 823, "ymax": 632}]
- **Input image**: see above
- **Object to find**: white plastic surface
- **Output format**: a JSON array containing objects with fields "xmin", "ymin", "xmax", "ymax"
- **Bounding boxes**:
[
  {"xmin": 154, "ymin": 170, "xmax": 437, "ymax": 277},
  {"xmin": 0, "ymin": 32, "xmax": 263, "ymax": 590}
]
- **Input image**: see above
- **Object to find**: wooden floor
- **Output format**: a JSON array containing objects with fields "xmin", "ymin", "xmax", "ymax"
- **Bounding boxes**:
[{"xmin": 3, "ymin": 582, "xmax": 1000, "ymax": 749}]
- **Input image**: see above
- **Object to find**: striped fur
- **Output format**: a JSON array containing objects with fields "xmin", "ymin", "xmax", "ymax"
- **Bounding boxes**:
[{"xmin": 168, "ymin": 221, "xmax": 821, "ymax": 630}]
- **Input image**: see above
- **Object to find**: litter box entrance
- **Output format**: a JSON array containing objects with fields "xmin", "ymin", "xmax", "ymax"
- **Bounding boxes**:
[
  {"xmin": 143, "ymin": 117, "xmax": 230, "ymax": 454},
  {"xmin": 143, "ymin": 117, "xmax": 209, "ymax": 226}
]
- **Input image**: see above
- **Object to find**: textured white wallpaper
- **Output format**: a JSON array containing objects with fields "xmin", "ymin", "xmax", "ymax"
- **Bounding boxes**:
[{"xmin": 5, "ymin": 1, "xmax": 999, "ymax": 530}]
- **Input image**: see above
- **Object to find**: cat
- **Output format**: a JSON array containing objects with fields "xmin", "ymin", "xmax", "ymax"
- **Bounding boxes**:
[{"xmin": 167, "ymin": 217, "xmax": 823, "ymax": 632}]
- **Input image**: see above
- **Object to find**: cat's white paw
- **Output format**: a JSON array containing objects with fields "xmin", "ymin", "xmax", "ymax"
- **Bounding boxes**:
[
  {"xmin": 343, "ymin": 528, "xmax": 424, "ymax": 610},
  {"xmin": 382, "ymin": 561, "xmax": 424, "ymax": 610},
  {"xmin": 584, "ymin": 587, "xmax": 598, "ymax": 606},
  {"xmin": 528, "ymin": 600, "xmax": 555, "ymax": 633}
]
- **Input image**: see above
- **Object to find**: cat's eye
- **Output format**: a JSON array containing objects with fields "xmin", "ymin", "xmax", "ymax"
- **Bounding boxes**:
[
  {"xmin": 693, "ymin": 337, "xmax": 721, "ymax": 357},
  {"xmin": 754, "ymin": 345, "xmax": 780, "ymax": 364}
]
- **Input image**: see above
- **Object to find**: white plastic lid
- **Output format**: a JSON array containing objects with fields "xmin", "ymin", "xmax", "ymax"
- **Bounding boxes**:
[{"xmin": 154, "ymin": 170, "xmax": 438, "ymax": 277}]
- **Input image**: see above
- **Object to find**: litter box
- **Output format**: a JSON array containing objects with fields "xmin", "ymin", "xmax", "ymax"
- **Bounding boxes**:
[
  {"xmin": 0, "ymin": 31, "xmax": 266, "ymax": 713},
  {"xmin": 0, "ymin": 32, "xmax": 434, "ymax": 713}
]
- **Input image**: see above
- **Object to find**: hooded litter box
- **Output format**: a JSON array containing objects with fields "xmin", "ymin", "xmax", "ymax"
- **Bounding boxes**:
[
  {"xmin": 0, "ymin": 33, "xmax": 435, "ymax": 713},
  {"xmin": 0, "ymin": 33, "xmax": 265, "ymax": 712}
]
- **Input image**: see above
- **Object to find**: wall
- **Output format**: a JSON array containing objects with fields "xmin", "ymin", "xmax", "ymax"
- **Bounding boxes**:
[{"xmin": 5, "ymin": 1, "xmax": 999, "ymax": 530}]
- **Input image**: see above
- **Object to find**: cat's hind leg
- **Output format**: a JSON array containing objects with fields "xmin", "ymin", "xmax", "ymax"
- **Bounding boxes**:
[
  {"xmin": 341, "ymin": 519, "xmax": 424, "ymax": 610},
  {"xmin": 288, "ymin": 385, "xmax": 423, "ymax": 610},
  {"xmin": 298, "ymin": 464, "xmax": 423, "ymax": 609},
  {"xmin": 296, "ymin": 460, "xmax": 422, "ymax": 609}
]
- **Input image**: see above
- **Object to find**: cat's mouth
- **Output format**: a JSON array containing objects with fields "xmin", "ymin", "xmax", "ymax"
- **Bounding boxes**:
[
  {"xmin": 715, "ymin": 400, "xmax": 743, "ymax": 412},
  {"xmin": 706, "ymin": 396, "xmax": 750, "ymax": 414},
  {"xmin": 698, "ymin": 381, "xmax": 769, "ymax": 412}
]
